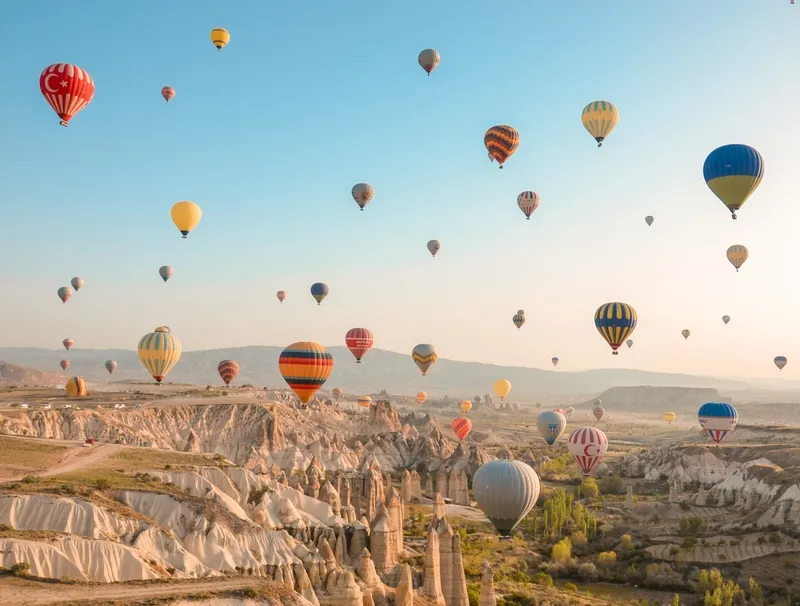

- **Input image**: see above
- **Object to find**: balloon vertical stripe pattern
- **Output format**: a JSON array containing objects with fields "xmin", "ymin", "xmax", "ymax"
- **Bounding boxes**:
[
  {"xmin": 581, "ymin": 101, "xmax": 619, "ymax": 147},
  {"xmin": 138, "ymin": 326, "xmax": 182, "ymax": 383},
  {"xmin": 473, "ymin": 460, "xmax": 540, "ymax": 536},
  {"xmin": 594, "ymin": 302, "xmax": 637, "ymax": 355},
  {"xmin": 278, "ymin": 342, "xmax": 334, "ymax": 403},
  {"xmin": 345, "ymin": 328, "xmax": 374, "ymax": 362},
  {"xmin": 567, "ymin": 427, "xmax": 608, "ymax": 475},
  {"xmin": 39, "ymin": 63, "xmax": 95, "ymax": 127},
  {"xmin": 697, "ymin": 402, "xmax": 738, "ymax": 444}
]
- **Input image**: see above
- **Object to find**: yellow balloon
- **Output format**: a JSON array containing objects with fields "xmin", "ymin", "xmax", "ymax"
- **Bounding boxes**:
[
  {"xmin": 171, "ymin": 201, "xmax": 202, "ymax": 239},
  {"xmin": 138, "ymin": 326, "xmax": 182, "ymax": 383},
  {"xmin": 416, "ymin": 391, "xmax": 427, "ymax": 404},
  {"xmin": 65, "ymin": 376, "xmax": 87, "ymax": 397},
  {"xmin": 460, "ymin": 400, "xmax": 472, "ymax": 413},
  {"xmin": 210, "ymin": 28, "xmax": 230, "ymax": 50},
  {"xmin": 494, "ymin": 378, "xmax": 512, "ymax": 401},
  {"xmin": 662, "ymin": 412, "xmax": 677, "ymax": 425},
  {"xmin": 582, "ymin": 101, "xmax": 619, "ymax": 147},
  {"xmin": 358, "ymin": 395, "xmax": 372, "ymax": 408}
]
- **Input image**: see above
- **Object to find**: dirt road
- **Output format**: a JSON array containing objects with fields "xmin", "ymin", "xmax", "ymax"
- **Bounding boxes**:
[
  {"xmin": 0, "ymin": 442, "xmax": 122, "ymax": 483},
  {"xmin": 0, "ymin": 575, "xmax": 280, "ymax": 605}
]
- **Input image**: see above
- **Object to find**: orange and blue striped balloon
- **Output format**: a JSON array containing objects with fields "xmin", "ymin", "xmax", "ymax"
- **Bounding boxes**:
[
  {"xmin": 278, "ymin": 341, "xmax": 334, "ymax": 404},
  {"xmin": 218, "ymin": 359, "xmax": 240, "ymax": 385},
  {"xmin": 594, "ymin": 302, "xmax": 637, "ymax": 355}
]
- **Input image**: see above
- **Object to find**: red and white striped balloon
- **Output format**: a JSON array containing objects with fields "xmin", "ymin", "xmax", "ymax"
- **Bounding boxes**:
[
  {"xmin": 567, "ymin": 427, "xmax": 608, "ymax": 475},
  {"xmin": 161, "ymin": 86, "xmax": 175, "ymax": 102},
  {"xmin": 39, "ymin": 63, "xmax": 95, "ymax": 127},
  {"xmin": 517, "ymin": 191, "xmax": 540, "ymax": 220},
  {"xmin": 345, "ymin": 328, "xmax": 374, "ymax": 363}
]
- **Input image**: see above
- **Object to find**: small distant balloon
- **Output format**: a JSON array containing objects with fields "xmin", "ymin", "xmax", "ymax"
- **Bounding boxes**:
[
  {"xmin": 358, "ymin": 395, "xmax": 372, "ymax": 408},
  {"xmin": 427, "ymin": 240, "xmax": 441, "ymax": 258},
  {"xmin": 412, "ymin": 344, "xmax": 438, "ymax": 376},
  {"xmin": 218, "ymin": 360, "xmax": 240, "ymax": 385},
  {"xmin": 663, "ymin": 412, "xmax": 677, "ymax": 425},
  {"xmin": 581, "ymin": 101, "xmax": 619, "ymax": 147},
  {"xmin": 460, "ymin": 400, "xmax": 472, "ymax": 413},
  {"xmin": 645, "ymin": 216, "xmax": 654, "ymax": 226},
  {"xmin": 626, "ymin": 339, "xmax": 633, "ymax": 349},
  {"xmin": 351, "ymin": 183, "xmax": 374, "ymax": 211},
  {"xmin": 682, "ymin": 329, "xmax": 691, "ymax": 340},
  {"xmin": 63, "ymin": 339, "xmax": 74, "ymax": 351},
  {"xmin": 416, "ymin": 391, "xmax": 427, "ymax": 404},
  {"xmin": 551, "ymin": 357, "xmax": 559, "ymax": 367},
  {"xmin": 310, "ymin": 283, "xmax": 329, "ymax": 305},
  {"xmin": 775, "ymin": 356, "xmax": 788, "ymax": 371},
  {"xmin": 493, "ymin": 379, "xmax": 511, "ymax": 401},
  {"xmin": 418, "ymin": 49, "xmax": 440, "ymax": 75},
  {"xmin": 210, "ymin": 28, "xmax": 230, "ymax": 50},
  {"xmin": 567, "ymin": 427, "xmax": 608, "ymax": 475},
  {"xmin": 726, "ymin": 245, "xmax": 748, "ymax": 272},
  {"xmin": 722, "ymin": 315, "xmax": 730, "ymax": 325},
  {"xmin": 517, "ymin": 192, "xmax": 540, "ymax": 220},
  {"xmin": 512, "ymin": 311, "xmax": 526, "ymax": 330},
  {"xmin": 159, "ymin": 266, "xmax": 173, "ymax": 282},
  {"xmin": 58, "ymin": 286, "xmax": 74, "ymax": 303},
  {"xmin": 105, "ymin": 360, "xmax": 118, "ymax": 375},
  {"xmin": 277, "ymin": 290, "xmax": 286, "ymax": 303},
  {"xmin": 161, "ymin": 86, "xmax": 175, "ymax": 102},
  {"xmin": 60, "ymin": 359, "xmax": 70, "ymax": 371},
  {"xmin": 70, "ymin": 277, "xmax": 84, "ymax": 291}
]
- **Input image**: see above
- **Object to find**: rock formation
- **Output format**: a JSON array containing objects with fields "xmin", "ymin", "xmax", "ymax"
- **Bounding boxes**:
[{"xmin": 479, "ymin": 559, "xmax": 496, "ymax": 606}]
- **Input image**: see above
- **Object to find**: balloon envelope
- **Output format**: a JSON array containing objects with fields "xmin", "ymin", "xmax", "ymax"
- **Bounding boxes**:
[
  {"xmin": 726, "ymin": 245, "xmax": 748, "ymax": 271},
  {"xmin": 567, "ymin": 427, "xmax": 609, "ymax": 475},
  {"xmin": 310, "ymin": 283, "xmax": 329, "ymax": 305},
  {"xmin": 682, "ymin": 329, "xmax": 691, "ymax": 340},
  {"xmin": 703, "ymin": 144, "xmax": 764, "ymax": 219},
  {"xmin": 412, "ymin": 344, "xmax": 438, "ymax": 375},
  {"xmin": 159, "ymin": 266, "xmax": 173, "ymax": 282},
  {"xmin": 218, "ymin": 360, "xmax": 240, "ymax": 385},
  {"xmin": 594, "ymin": 302, "xmax": 637, "ymax": 355},
  {"xmin": 473, "ymin": 460, "xmax": 540, "ymax": 536},
  {"xmin": 171, "ymin": 201, "xmax": 202, "ymax": 238},
  {"xmin": 351, "ymin": 183, "xmax": 374, "ymax": 210},
  {"xmin": 161, "ymin": 86, "xmax": 175, "ymax": 102},
  {"xmin": 40, "ymin": 63, "xmax": 95, "ymax": 127},
  {"xmin": 210, "ymin": 28, "xmax": 230, "ymax": 50},
  {"xmin": 645, "ymin": 216, "xmax": 654, "ymax": 226},
  {"xmin": 581, "ymin": 101, "xmax": 619, "ymax": 147},
  {"xmin": 60, "ymin": 360, "xmax": 70, "ymax": 371},
  {"xmin": 358, "ymin": 395, "xmax": 372, "ymax": 408},
  {"xmin": 484, "ymin": 125, "xmax": 520, "ymax": 168},
  {"xmin": 663, "ymin": 412, "xmax": 677, "ymax": 424},
  {"xmin": 416, "ymin": 391, "xmax": 427, "ymax": 404},
  {"xmin": 277, "ymin": 290, "xmax": 286, "ymax": 303},
  {"xmin": 512, "ymin": 313, "xmax": 525, "ymax": 330},
  {"xmin": 70, "ymin": 277, "xmax": 84, "ymax": 290},
  {"xmin": 58, "ymin": 286, "xmax": 73, "ymax": 303},
  {"xmin": 460, "ymin": 400, "xmax": 472, "ymax": 412},
  {"xmin": 427, "ymin": 240, "xmax": 441, "ymax": 258},
  {"xmin": 278, "ymin": 342, "xmax": 333, "ymax": 404},
  {"xmin": 626, "ymin": 339, "xmax": 634, "ymax": 348},
  {"xmin": 517, "ymin": 191, "xmax": 540, "ymax": 219},
  {"xmin": 345, "ymin": 328, "xmax": 374, "ymax": 363},
  {"xmin": 105, "ymin": 360, "xmax": 118, "ymax": 374},
  {"xmin": 452, "ymin": 417, "xmax": 472, "ymax": 440},
  {"xmin": 551, "ymin": 357, "xmax": 559, "ymax": 367},
  {"xmin": 138, "ymin": 327, "xmax": 182, "ymax": 383},
  {"xmin": 775, "ymin": 356, "xmax": 788, "ymax": 370},
  {"xmin": 722, "ymin": 315, "xmax": 730, "ymax": 325},
  {"xmin": 63, "ymin": 339, "xmax": 74, "ymax": 350},
  {"xmin": 65, "ymin": 376, "xmax": 87, "ymax": 397},
  {"xmin": 697, "ymin": 402, "xmax": 738, "ymax": 444},
  {"xmin": 418, "ymin": 49, "xmax": 440, "ymax": 75},
  {"xmin": 537, "ymin": 411, "xmax": 567, "ymax": 446},
  {"xmin": 493, "ymin": 379, "xmax": 511, "ymax": 401}
]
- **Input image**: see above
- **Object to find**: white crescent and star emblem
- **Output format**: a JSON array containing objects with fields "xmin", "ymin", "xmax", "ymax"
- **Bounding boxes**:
[{"xmin": 43, "ymin": 73, "xmax": 60, "ymax": 94}]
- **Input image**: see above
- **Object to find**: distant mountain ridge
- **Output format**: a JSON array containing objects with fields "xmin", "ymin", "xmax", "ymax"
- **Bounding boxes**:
[{"xmin": 0, "ymin": 346, "xmax": 788, "ymax": 400}]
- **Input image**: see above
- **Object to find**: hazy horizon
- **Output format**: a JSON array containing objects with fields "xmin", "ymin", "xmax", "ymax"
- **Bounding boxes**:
[{"xmin": 4, "ymin": 1, "xmax": 800, "ymax": 380}]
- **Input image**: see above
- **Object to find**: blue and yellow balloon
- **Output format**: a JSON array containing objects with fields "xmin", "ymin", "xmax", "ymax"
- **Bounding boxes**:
[
  {"xmin": 703, "ymin": 144, "xmax": 764, "ymax": 220},
  {"xmin": 594, "ymin": 302, "xmax": 637, "ymax": 355}
]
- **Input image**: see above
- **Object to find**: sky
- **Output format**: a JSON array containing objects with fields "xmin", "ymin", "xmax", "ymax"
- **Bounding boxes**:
[{"xmin": 2, "ymin": 1, "xmax": 799, "ymax": 380}]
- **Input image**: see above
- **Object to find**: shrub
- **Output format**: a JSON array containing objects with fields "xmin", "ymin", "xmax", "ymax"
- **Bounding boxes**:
[
  {"xmin": 681, "ymin": 537, "xmax": 697, "ymax": 549},
  {"xmin": 564, "ymin": 582, "xmax": 578, "ymax": 593},
  {"xmin": 467, "ymin": 583, "xmax": 480, "ymax": 606},
  {"xmin": 21, "ymin": 475, "xmax": 39, "ymax": 484},
  {"xmin": 599, "ymin": 475, "xmax": 626, "ymax": 495},
  {"xmin": 533, "ymin": 572, "xmax": 553, "ymax": 587},
  {"xmin": 678, "ymin": 516, "xmax": 703, "ymax": 536},
  {"xmin": 577, "ymin": 562, "xmax": 598, "ymax": 581},
  {"xmin": 94, "ymin": 478, "xmax": 110, "ymax": 490},
  {"xmin": 551, "ymin": 537, "xmax": 572, "ymax": 562},
  {"xmin": 621, "ymin": 534, "xmax": 633, "ymax": 551},
  {"xmin": 597, "ymin": 551, "xmax": 617, "ymax": 567},
  {"xmin": 580, "ymin": 477, "xmax": 599, "ymax": 498},
  {"xmin": 644, "ymin": 563, "xmax": 682, "ymax": 589},
  {"xmin": 11, "ymin": 562, "xmax": 31, "ymax": 577}
]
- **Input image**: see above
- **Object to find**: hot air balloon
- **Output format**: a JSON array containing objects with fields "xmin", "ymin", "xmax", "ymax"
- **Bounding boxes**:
[
  {"xmin": 65, "ymin": 376, "xmax": 88, "ymax": 397},
  {"xmin": 682, "ymin": 329, "xmax": 691, "ymax": 340},
  {"xmin": 332, "ymin": 387, "xmax": 343, "ymax": 400},
  {"xmin": 452, "ymin": 417, "xmax": 472, "ymax": 441},
  {"xmin": 703, "ymin": 144, "xmax": 764, "ymax": 220},
  {"xmin": 161, "ymin": 86, "xmax": 175, "ymax": 102},
  {"xmin": 537, "ymin": 410, "xmax": 567, "ymax": 446},
  {"xmin": 70, "ymin": 277, "xmax": 84, "ymax": 291},
  {"xmin": 427, "ymin": 240, "xmax": 441, "ymax": 258},
  {"xmin": 58, "ymin": 286, "xmax": 73, "ymax": 303},
  {"xmin": 594, "ymin": 302, "xmax": 637, "ymax": 355},
  {"xmin": 567, "ymin": 427, "xmax": 608, "ymax": 475},
  {"xmin": 40, "ymin": 63, "xmax": 95, "ymax": 127},
  {"xmin": 697, "ymin": 402, "xmax": 738, "ymax": 444},
  {"xmin": 472, "ymin": 460, "xmax": 540, "ymax": 536},
  {"xmin": 517, "ymin": 192, "xmax": 540, "ymax": 220},
  {"xmin": 460, "ymin": 400, "xmax": 472, "ymax": 413},
  {"xmin": 351, "ymin": 183, "xmax": 374, "ymax": 210},
  {"xmin": 277, "ymin": 290, "xmax": 286, "ymax": 303},
  {"xmin": 105, "ymin": 360, "xmax": 117, "ymax": 375},
  {"xmin": 218, "ymin": 360, "xmax": 240, "ymax": 385},
  {"xmin": 722, "ymin": 315, "xmax": 730, "ymax": 325},
  {"xmin": 171, "ymin": 201, "xmax": 202, "ymax": 239},
  {"xmin": 775, "ymin": 356, "xmax": 788, "ymax": 371},
  {"xmin": 138, "ymin": 326, "xmax": 182, "ymax": 383},
  {"xmin": 512, "ymin": 311, "xmax": 526, "ymax": 330},
  {"xmin": 416, "ymin": 391, "xmax": 427, "ymax": 404},
  {"xmin": 554, "ymin": 408, "xmax": 565, "ymax": 415},
  {"xmin": 564, "ymin": 406, "xmax": 575, "ymax": 418},
  {"xmin": 663, "ymin": 412, "xmax": 677, "ymax": 425},
  {"xmin": 493, "ymin": 379, "xmax": 511, "ymax": 401},
  {"xmin": 418, "ymin": 49, "xmax": 440, "ymax": 75},
  {"xmin": 210, "ymin": 28, "xmax": 230, "ymax": 50},
  {"xmin": 626, "ymin": 339, "xmax": 633, "ymax": 348},
  {"xmin": 551, "ymin": 357, "xmax": 559, "ymax": 367},
  {"xmin": 358, "ymin": 395, "xmax": 372, "ymax": 408},
  {"xmin": 345, "ymin": 328, "xmax": 374, "ymax": 363},
  {"xmin": 278, "ymin": 342, "xmax": 333, "ymax": 404},
  {"xmin": 645, "ymin": 216, "xmax": 654, "ymax": 226},
  {"xmin": 726, "ymin": 245, "xmax": 748, "ymax": 272},
  {"xmin": 60, "ymin": 360, "xmax": 70, "ymax": 371},
  {"xmin": 63, "ymin": 339, "xmax": 74, "ymax": 351},
  {"xmin": 412, "ymin": 344, "xmax": 438, "ymax": 375},
  {"xmin": 159, "ymin": 266, "xmax": 173, "ymax": 282},
  {"xmin": 310, "ymin": 283, "xmax": 329, "ymax": 305},
  {"xmin": 593, "ymin": 403, "xmax": 605, "ymax": 421},
  {"xmin": 484, "ymin": 125, "xmax": 520, "ymax": 169},
  {"xmin": 581, "ymin": 101, "xmax": 619, "ymax": 147}
]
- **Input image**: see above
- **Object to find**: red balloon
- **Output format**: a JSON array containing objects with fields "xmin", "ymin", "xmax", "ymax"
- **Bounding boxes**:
[
  {"xmin": 39, "ymin": 64, "xmax": 95, "ymax": 127},
  {"xmin": 345, "ymin": 328, "xmax": 374, "ymax": 363},
  {"xmin": 60, "ymin": 360, "xmax": 70, "ymax": 371},
  {"xmin": 161, "ymin": 86, "xmax": 175, "ymax": 102},
  {"xmin": 452, "ymin": 417, "xmax": 472, "ymax": 441},
  {"xmin": 63, "ymin": 339, "xmax": 75, "ymax": 351}
]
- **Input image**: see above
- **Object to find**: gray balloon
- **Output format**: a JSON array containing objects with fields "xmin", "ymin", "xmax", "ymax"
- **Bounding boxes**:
[
  {"xmin": 473, "ymin": 460, "xmax": 540, "ymax": 536},
  {"xmin": 427, "ymin": 239, "xmax": 441, "ymax": 258},
  {"xmin": 537, "ymin": 410, "xmax": 567, "ymax": 446}
]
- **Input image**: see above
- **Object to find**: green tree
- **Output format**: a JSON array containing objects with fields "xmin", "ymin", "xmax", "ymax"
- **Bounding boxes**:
[
  {"xmin": 670, "ymin": 595, "xmax": 680, "ymax": 606},
  {"xmin": 580, "ymin": 477, "xmax": 599, "ymax": 498},
  {"xmin": 551, "ymin": 537, "xmax": 572, "ymax": 562}
]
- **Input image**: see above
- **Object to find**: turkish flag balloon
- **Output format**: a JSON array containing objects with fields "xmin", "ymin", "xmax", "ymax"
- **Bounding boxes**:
[{"xmin": 40, "ymin": 63, "xmax": 95, "ymax": 127}]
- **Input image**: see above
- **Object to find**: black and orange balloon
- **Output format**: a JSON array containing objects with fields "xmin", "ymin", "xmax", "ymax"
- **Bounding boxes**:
[
  {"xmin": 278, "ymin": 342, "xmax": 334, "ymax": 404},
  {"xmin": 484, "ymin": 125, "xmax": 520, "ymax": 169},
  {"xmin": 218, "ymin": 360, "xmax": 240, "ymax": 385},
  {"xmin": 452, "ymin": 416, "xmax": 473, "ymax": 441}
]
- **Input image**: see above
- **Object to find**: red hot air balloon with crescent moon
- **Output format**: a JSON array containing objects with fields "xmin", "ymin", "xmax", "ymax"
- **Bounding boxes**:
[
  {"xmin": 39, "ymin": 64, "xmax": 95, "ymax": 127},
  {"xmin": 345, "ymin": 328, "xmax": 374, "ymax": 363},
  {"xmin": 567, "ymin": 427, "xmax": 609, "ymax": 475},
  {"xmin": 161, "ymin": 86, "xmax": 175, "ymax": 102},
  {"xmin": 278, "ymin": 342, "xmax": 334, "ymax": 404},
  {"xmin": 452, "ymin": 417, "xmax": 472, "ymax": 441}
]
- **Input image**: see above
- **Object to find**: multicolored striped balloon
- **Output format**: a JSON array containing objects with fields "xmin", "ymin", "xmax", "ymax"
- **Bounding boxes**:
[
  {"xmin": 594, "ymin": 302, "xmax": 637, "ymax": 355},
  {"xmin": 60, "ymin": 359, "xmax": 70, "ymax": 371},
  {"xmin": 517, "ymin": 191, "xmax": 540, "ymax": 220},
  {"xmin": 484, "ymin": 125, "xmax": 520, "ymax": 169},
  {"xmin": 697, "ymin": 402, "xmax": 738, "ymax": 444},
  {"xmin": 332, "ymin": 387, "xmax": 343, "ymax": 400},
  {"xmin": 416, "ymin": 391, "xmax": 427, "ymax": 404},
  {"xmin": 218, "ymin": 360, "xmax": 240, "ymax": 385},
  {"xmin": 581, "ymin": 100, "xmax": 619, "ymax": 148},
  {"xmin": 310, "ymin": 283, "xmax": 329, "ymax": 305},
  {"xmin": 358, "ymin": 395, "xmax": 372, "ymax": 408},
  {"xmin": 345, "ymin": 328, "xmax": 374, "ymax": 363},
  {"xmin": 137, "ymin": 326, "xmax": 182, "ymax": 383},
  {"xmin": 567, "ymin": 427, "xmax": 608, "ymax": 475},
  {"xmin": 452, "ymin": 416, "xmax": 472, "ymax": 441},
  {"xmin": 412, "ymin": 343, "xmax": 438, "ymax": 375},
  {"xmin": 278, "ymin": 342, "xmax": 334, "ymax": 404}
]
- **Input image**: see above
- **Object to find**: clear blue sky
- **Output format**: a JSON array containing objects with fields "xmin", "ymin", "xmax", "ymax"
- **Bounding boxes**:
[{"xmin": 3, "ymin": 1, "xmax": 799, "ymax": 379}]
